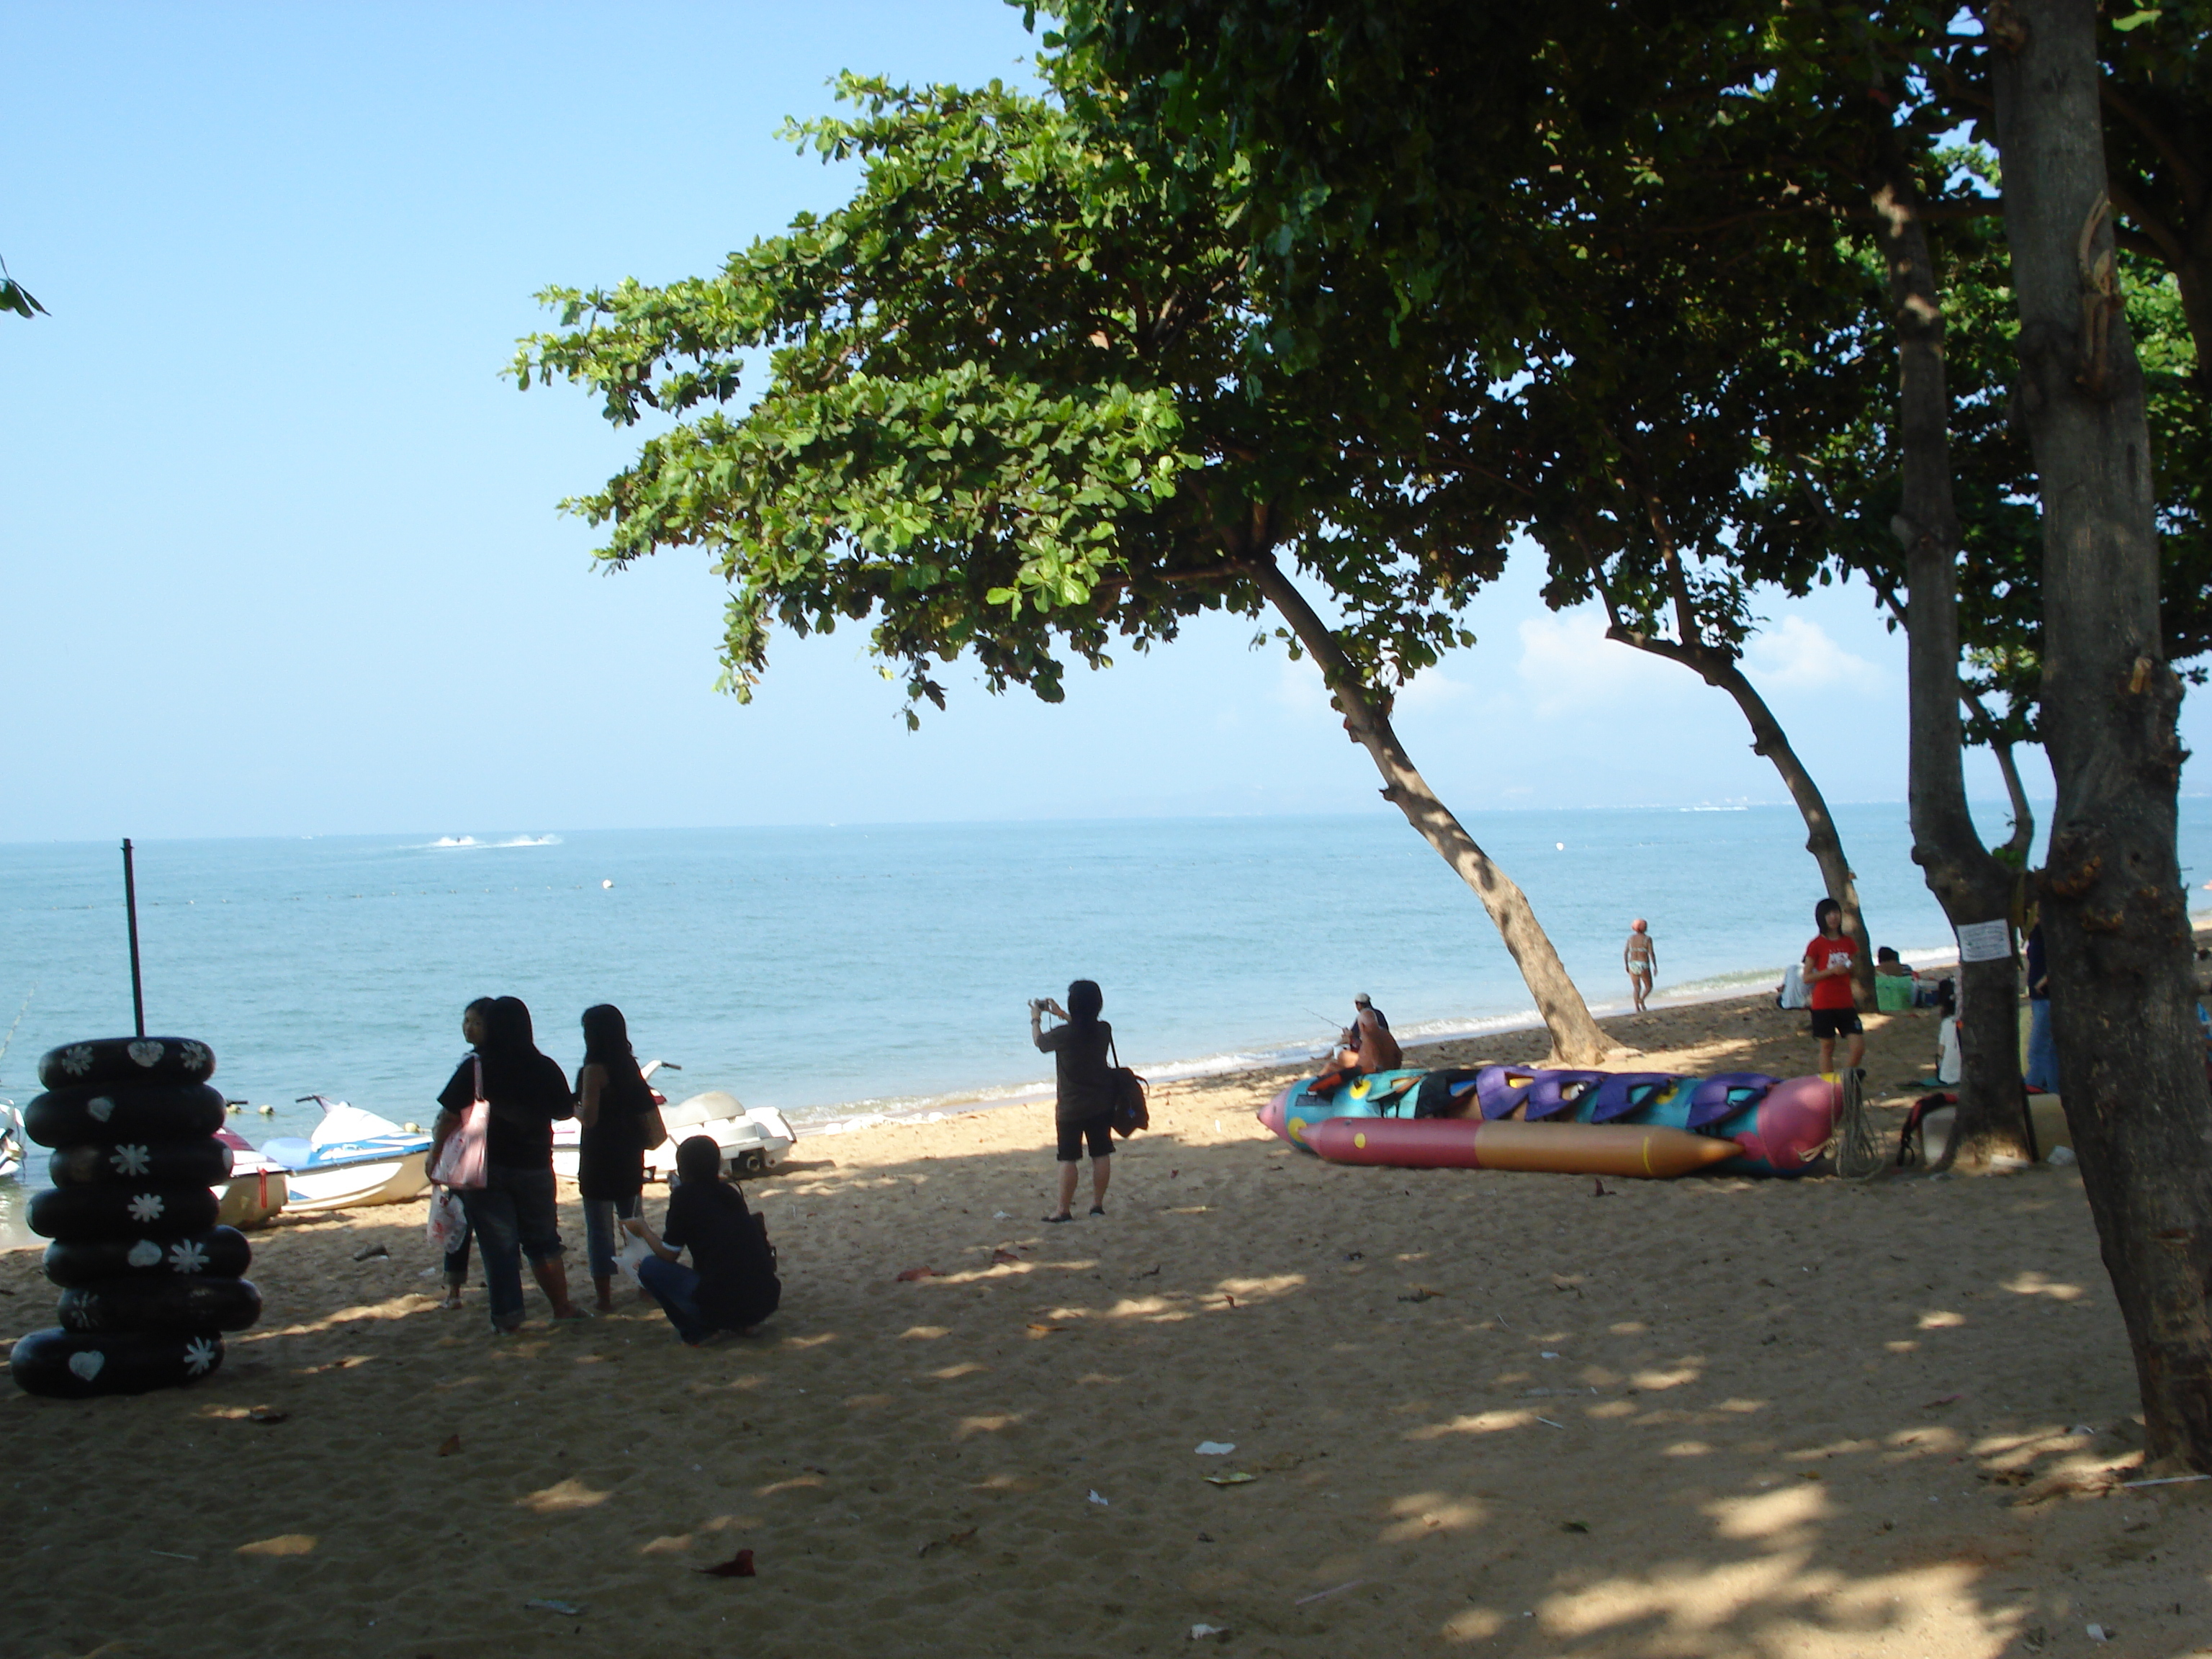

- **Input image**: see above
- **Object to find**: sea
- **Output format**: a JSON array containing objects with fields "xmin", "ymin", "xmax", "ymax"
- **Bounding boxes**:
[{"xmin": 6, "ymin": 801, "xmax": 2212, "ymax": 1237}]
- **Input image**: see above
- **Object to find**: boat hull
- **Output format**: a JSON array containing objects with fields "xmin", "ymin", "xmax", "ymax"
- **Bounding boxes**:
[
  {"xmin": 1305, "ymin": 1116, "xmax": 1741, "ymax": 1178},
  {"xmin": 280, "ymin": 1151, "xmax": 428, "ymax": 1213}
]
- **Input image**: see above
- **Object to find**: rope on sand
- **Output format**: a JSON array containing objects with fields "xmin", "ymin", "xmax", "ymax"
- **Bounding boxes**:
[{"xmin": 1833, "ymin": 1067, "xmax": 1887, "ymax": 1179}]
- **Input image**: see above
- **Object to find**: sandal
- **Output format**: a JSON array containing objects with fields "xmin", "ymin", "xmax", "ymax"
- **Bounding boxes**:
[
  {"xmin": 1043, "ymin": 1213, "xmax": 1074, "ymax": 1224},
  {"xmin": 1089, "ymin": 1205, "xmax": 1106, "ymax": 1217}
]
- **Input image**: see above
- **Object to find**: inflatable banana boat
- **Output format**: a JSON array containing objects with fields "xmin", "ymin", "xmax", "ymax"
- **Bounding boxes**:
[{"xmin": 1258, "ymin": 1064, "xmax": 1839, "ymax": 1178}]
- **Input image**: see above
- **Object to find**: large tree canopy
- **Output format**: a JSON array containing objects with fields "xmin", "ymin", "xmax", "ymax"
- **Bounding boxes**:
[{"xmin": 517, "ymin": 69, "xmax": 1613, "ymax": 1059}]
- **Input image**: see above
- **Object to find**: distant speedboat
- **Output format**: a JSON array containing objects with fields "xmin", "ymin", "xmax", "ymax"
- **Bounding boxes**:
[
  {"xmin": 262, "ymin": 1096, "xmax": 431, "ymax": 1212},
  {"xmin": 551, "ymin": 1061, "xmax": 798, "ymax": 1183}
]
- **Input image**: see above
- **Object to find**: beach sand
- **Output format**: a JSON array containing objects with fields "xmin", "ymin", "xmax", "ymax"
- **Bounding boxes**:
[{"xmin": 4, "ymin": 988, "xmax": 2203, "ymax": 1659}]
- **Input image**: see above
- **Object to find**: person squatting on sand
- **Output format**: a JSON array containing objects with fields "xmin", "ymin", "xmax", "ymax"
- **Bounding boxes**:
[
  {"xmin": 1623, "ymin": 921, "xmax": 1657, "ymax": 1012},
  {"xmin": 623, "ymin": 1135, "xmax": 781, "ymax": 1346},
  {"xmin": 429, "ymin": 995, "xmax": 586, "ymax": 1333},
  {"xmin": 574, "ymin": 1002, "xmax": 667, "ymax": 1314},
  {"xmin": 1802, "ymin": 899, "xmax": 1866, "ymax": 1076},
  {"xmin": 432, "ymin": 996, "xmax": 495, "ymax": 1310},
  {"xmin": 1031, "ymin": 979, "xmax": 1115, "ymax": 1223}
]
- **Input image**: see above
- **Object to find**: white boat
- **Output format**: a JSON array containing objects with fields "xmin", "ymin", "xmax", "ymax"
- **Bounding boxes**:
[
  {"xmin": 212, "ymin": 1125, "xmax": 290, "ymax": 1228},
  {"xmin": 261, "ymin": 1097, "xmax": 431, "ymax": 1213},
  {"xmin": 0, "ymin": 1101, "xmax": 22, "ymax": 1182},
  {"xmin": 551, "ymin": 1061, "xmax": 798, "ymax": 1183}
]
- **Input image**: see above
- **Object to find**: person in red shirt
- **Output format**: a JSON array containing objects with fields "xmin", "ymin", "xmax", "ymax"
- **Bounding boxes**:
[{"xmin": 1801, "ymin": 898, "xmax": 1864, "ymax": 1074}]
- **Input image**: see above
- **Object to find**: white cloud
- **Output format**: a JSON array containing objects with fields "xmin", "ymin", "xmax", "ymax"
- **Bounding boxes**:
[
  {"xmin": 1742, "ymin": 614, "xmax": 1882, "ymax": 693},
  {"xmin": 1514, "ymin": 608, "xmax": 1686, "ymax": 716}
]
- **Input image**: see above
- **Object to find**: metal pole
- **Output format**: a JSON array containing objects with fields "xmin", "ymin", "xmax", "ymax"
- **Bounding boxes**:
[{"xmin": 122, "ymin": 838, "xmax": 145, "ymax": 1038}]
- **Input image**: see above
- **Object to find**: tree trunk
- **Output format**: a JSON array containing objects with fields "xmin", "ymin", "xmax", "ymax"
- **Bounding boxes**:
[
  {"xmin": 1991, "ymin": 0, "xmax": 2212, "ymax": 1473},
  {"xmin": 1604, "ymin": 623, "xmax": 1878, "ymax": 1012},
  {"xmin": 1870, "ymin": 129, "xmax": 2033, "ymax": 1161},
  {"xmin": 1249, "ymin": 553, "xmax": 1611, "ymax": 1065}
]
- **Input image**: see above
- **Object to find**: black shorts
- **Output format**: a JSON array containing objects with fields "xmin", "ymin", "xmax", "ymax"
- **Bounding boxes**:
[
  {"xmin": 1810, "ymin": 1007, "xmax": 1863, "ymax": 1039},
  {"xmin": 1056, "ymin": 1116, "xmax": 1115, "ymax": 1162}
]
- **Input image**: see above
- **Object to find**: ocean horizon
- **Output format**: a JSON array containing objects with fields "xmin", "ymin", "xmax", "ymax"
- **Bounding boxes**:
[{"xmin": 6, "ymin": 801, "xmax": 2208, "ymax": 1226}]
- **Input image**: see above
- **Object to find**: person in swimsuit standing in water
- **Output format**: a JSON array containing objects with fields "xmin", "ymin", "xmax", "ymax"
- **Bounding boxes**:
[{"xmin": 1623, "ymin": 920, "xmax": 1657, "ymax": 1012}]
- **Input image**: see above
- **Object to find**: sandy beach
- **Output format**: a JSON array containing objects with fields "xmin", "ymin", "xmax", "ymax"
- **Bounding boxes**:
[{"xmin": 4, "ymin": 988, "xmax": 2205, "ymax": 1659}]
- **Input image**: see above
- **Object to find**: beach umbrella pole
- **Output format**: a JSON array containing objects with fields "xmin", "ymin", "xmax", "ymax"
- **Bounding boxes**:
[{"xmin": 122, "ymin": 837, "xmax": 144, "ymax": 1037}]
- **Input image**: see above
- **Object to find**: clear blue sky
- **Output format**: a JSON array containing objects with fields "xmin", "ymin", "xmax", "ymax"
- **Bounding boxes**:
[{"xmin": 4, "ymin": 1, "xmax": 2198, "ymax": 844}]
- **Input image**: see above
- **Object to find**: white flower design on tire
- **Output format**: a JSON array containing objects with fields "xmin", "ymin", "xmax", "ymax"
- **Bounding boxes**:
[
  {"xmin": 58, "ymin": 1045, "xmax": 95, "ymax": 1076},
  {"xmin": 166, "ymin": 1238, "xmax": 209, "ymax": 1274},
  {"xmin": 126, "ymin": 1192, "xmax": 166, "ymax": 1223},
  {"xmin": 109, "ymin": 1144, "xmax": 152, "ymax": 1177},
  {"xmin": 183, "ymin": 1336, "xmax": 217, "ymax": 1376},
  {"xmin": 179, "ymin": 1040, "xmax": 212, "ymax": 1072}
]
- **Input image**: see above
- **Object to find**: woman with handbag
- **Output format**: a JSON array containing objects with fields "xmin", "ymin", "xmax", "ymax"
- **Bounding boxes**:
[
  {"xmin": 425, "ymin": 997, "xmax": 497, "ymax": 1310},
  {"xmin": 428, "ymin": 995, "xmax": 585, "ymax": 1333},
  {"xmin": 574, "ymin": 1003, "xmax": 667, "ymax": 1313},
  {"xmin": 1030, "ymin": 979, "xmax": 1116, "ymax": 1223}
]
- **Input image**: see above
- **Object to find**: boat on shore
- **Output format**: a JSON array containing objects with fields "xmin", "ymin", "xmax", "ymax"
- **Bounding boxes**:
[
  {"xmin": 550, "ymin": 1061, "xmax": 799, "ymax": 1184},
  {"xmin": 261, "ymin": 1097, "xmax": 431, "ymax": 1213},
  {"xmin": 212, "ymin": 1125, "xmax": 290, "ymax": 1228}
]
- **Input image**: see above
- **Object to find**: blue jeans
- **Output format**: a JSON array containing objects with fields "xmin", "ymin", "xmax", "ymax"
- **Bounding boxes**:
[
  {"xmin": 583, "ymin": 1194, "xmax": 640, "ymax": 1281},
  {"xmin": 462, "ymin": 1164, "xmax": 563, "ymax": 1330},
  {"xmin": 2025, "ymin": 999, "xmax": 2062, "ymax": 1094},
  {"xmin": 637, "ymin": 1254, "xmax": 711, "ymax": 1344}
]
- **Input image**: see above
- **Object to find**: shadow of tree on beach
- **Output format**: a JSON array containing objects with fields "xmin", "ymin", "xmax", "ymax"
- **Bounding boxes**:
[{"xmin": 3, "ymin": 1000, "xmax": 2200, "ymax": 1659}]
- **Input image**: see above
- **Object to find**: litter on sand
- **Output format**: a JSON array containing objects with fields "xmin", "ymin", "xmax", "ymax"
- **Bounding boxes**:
[
  {"xmin": 1534, "ymin": 1417, "xmax": 1565, "ymax": 1429},
  {"xmin": 1087, "ymin": 1490, "xmax": 1110, "ymax": 1506},
  {"xmin": 1205, "ymin": 1472, "xmax": 1259, "ymax": 1486},
  {"xmin": 1190, "ymin": 1624, "xmax": 1232, "ymax": 1642},
  {"xmin": 524, "ymin": 1599, "xmax": 585, "ymax": 1616},
  {"xmin": 1195, "ymin": 1442, "xmax": 1236, "ymax": 1456},
  {"xmin": 2120, "ymin": 1473, "xmax": 2211, "ymax": 1488},
  {"xmin": 351, "ymin": 1244, "xmax": 390, "ymax": 1262},
  {"xmin": 698, "ymin": 1548, "xmax": 757, "ymax": 1578},
  {"xmin": 1294, "ymin": 1579, "xmax": 1366, "ymax": 1607},
  {"xmin": 990, "ymin": 1249, "xmax": 1023, "ymax": 1265}
]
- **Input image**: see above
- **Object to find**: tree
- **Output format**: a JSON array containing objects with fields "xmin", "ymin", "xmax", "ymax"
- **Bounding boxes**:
[
  {"xmin": 1986, "ymin": 0, "xmax": 2212, "ymax": 1473},
  {"xmin": 515, "ymin": 75, "xmax": 1610, "ymax": 1063},
  {"xmin": 1, "ymin": 253, "xmax": 44, "ymax": 320}
]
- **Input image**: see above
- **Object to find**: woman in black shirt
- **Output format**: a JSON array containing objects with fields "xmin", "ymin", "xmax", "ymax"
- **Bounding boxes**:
[
  {"xmin": 575, "ymin": 1003, "xmax": 665, "ymax": 1313},
  {"xmin": 1030, "ymin": 978, "xmax": 1115, "ymax": 1223},
  {"xmin": 624, "ymin": 1135, "xmax": 781, "ymax": 1345},
  {"xmin": 429, "ymin": 996, "xmax": 584, "ymax": 1333}
]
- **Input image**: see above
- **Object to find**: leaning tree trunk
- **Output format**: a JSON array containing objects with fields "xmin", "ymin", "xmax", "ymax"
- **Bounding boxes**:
[
  {"xmin": 1871, "ymin": 132, "xmax": 2033, "ymax": 1162},
  {"xmin": 1250, "ymin": 553, "xmax": 1610, "ymax": 1065},
  {"xmin": 1604, "ymin": 624, "xmax": 1878, "ymax": 1012},
  {"xmin": 1992, "ymin": 0, "xmax": 2212, "ymax": 1473}
]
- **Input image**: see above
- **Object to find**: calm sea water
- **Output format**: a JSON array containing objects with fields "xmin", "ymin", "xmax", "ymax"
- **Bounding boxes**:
[{"xmin": 6, "ymin": 803, "xmax": 2210, "ymax": 1221}]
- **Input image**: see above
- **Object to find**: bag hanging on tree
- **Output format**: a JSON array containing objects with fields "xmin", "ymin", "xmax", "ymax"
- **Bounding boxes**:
[
  {"xmin": 427, "ymin": 1058, "xmax": 490, "ymax": 1190},
  {"xmin": 1107, "ymin": 1036, "xmax": 1149, "ymax": 1138},
  {"xmin": 426, "ymin": 1186, "xmax": 469, "ymax": 1253}
]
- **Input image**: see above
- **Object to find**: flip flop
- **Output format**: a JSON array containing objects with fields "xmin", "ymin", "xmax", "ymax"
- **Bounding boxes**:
[
  {"xmin": 1043, "ymin": 1213, "xmax": 1074, "ymax": 1224},
  {"xmin": 1089, "ymin": 1206, "xmax": 1106, "ymax": 1217}
]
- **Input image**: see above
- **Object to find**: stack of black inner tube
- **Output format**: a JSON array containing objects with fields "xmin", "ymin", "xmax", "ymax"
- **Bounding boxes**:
[{"xmin": 11, "ymin": 1037, "xmax": 262, "ymax": 1398}]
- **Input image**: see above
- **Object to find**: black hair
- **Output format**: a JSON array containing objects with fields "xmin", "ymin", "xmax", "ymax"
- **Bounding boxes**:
[
  {"xmin": 477, "ymin": 996, "xmax": 541, "ymax": 1096},
  {"xmin": 1876, "ymin": 946, "xmax": 1900, "ymax": 963},
  {"xmin": 581, "ymin": 1004, "xmax": 633, "ymax": 1066},
  {"xmin": 1814, "ymin": 898, "xmax": 1843, "ymax": 930},
  {"xmin": 1066, "ymin": 979, "xmax": 1103, "ymax": 1029},
  {"xmin": 464, "ymin": 996, "xmax": 497, "ymax": 1020},
  {"xmin": 675, "ymin": 1134, "xmax": 723, "ymax": 1187}
]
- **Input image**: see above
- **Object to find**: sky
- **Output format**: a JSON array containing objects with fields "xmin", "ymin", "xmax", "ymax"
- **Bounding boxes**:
[{"xmin": 4, "ymin": 1, "xmax": 2201, "ymax": 846}]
